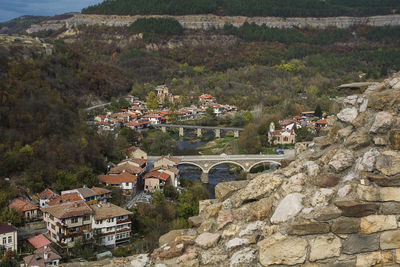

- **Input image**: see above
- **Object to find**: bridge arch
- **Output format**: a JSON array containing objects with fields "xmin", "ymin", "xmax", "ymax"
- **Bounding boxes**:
[
  {"xmin": 248, "ymin": 160, "xmax": 281, "ymax": 173},
  {"xmin": 206, "ymin": 161, "xmax": 246, "ymax": 173},
  {"xmin": 178, "ymin": 162, "xmax": 206, "ymax": 173}
]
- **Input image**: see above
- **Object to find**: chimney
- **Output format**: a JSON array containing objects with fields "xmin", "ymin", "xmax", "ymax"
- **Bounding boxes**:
[{"xmin": 44, "ymin": 246, "xmax": 48, "ymax": 260}]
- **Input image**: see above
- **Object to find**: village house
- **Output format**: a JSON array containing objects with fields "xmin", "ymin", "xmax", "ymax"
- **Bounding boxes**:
[
  {"xmin": 41, "ymin": 200, "xmax": 93, "ymax": 247},
  {"xmin": 23, "ymin": 245, "xmax": 61, "ymax": 267},
  {"xmin": 144, "ymin": 171, "xmax": 171, "ymax": 193},
  {"xmin": 149, "ymin": 166, "xmax": 180, "ymax": 187},
  {"xmin": 90, "ymin": 203, "xmax": 131, "ymax": 247},
  {"xmin": 8, "ymin": 199, "xmax": 41, "ymax": 221},
  {"xmin": 27, "ymin": 234, "xmax": 51, "ymax": 249},
  {"xmin": 108, "ymin": 162, "xmax": 144, "ymax": 177},
  {"xmin": 213, "ymin": 105, "xmax": 226, "ymax": 115},
  {"xmin": 61, "ymin": 187, "xmax": 111, "ymax": 205},
  {"xmin": 315, "ymin": 119, "xmax": 328, "ymax": 128},
  {"xmin": 199, "ymin": 94, "xmax": 216, "ymax": 104},
  {"xmin": 126, "ymin": 146, "xmax": 147, "ymax": 159},
  {"xmin": 37, "ymin": 189, "xmax": 59, "ymax": 208},
  {"xmin": 301, "ymin": 111, "xmax": 315, "ymax": 118},
  {"xmin": 153, "ymin": 155, "xmax": 181, "ymax": 169},
  {"xmin": 98, "ymin": 173, "xmax": 138, "ymax": 192},
  {"xmin": 143, "ymin": 113, "xmax": 166, "ymax": 125},
  {"xmin": 124, "ymin": 119, "xmax": 150, "ymax": 130},
  {"xmin": 0, "ymin": 222, "xmax": 17, "ymax": 251}
]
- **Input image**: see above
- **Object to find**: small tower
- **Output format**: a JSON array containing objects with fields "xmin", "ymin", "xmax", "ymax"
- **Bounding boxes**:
[{"xmin": 269, "ymin": 122, "xmax": 275, "ymax": 133}]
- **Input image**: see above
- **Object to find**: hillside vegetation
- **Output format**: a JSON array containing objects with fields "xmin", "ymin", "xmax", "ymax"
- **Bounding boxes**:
[{"xmin": 82, "ymin": 0, "xmax": 400, "ymax": 17}]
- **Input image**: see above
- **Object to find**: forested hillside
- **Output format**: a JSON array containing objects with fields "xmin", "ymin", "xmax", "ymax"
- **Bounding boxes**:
[{"xmin": 82, "ymin": 0, "xmax": 400, "ymax": 17}]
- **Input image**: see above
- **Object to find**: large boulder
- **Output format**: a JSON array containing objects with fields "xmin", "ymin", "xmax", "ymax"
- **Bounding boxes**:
[
  {"xmin": 369, "ymin": 111, "xmax": 393, "ymax": 133},
  {"xmin": 328, "ymin": 149, "xmax": 355, "ymax": 172},
  {"xmin": 215, "ymin": 180, "xmax": 248, "ymax": 201},
  {"xmin": 195, "ymin": 232, "xmax": 220, "ymax": 249},
  {"xmin": 337, "ymin": 107, "xmax": 358, "ymax": 124}
]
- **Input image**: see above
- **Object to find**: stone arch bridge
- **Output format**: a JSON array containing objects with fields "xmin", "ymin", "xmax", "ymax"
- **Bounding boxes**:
[
  {"xmin": 153, "ymin": 124, "xmax": 243, "ymax": 138},
  {"xmin": 148, "ymin": 152, "xmax": 294, "ymax": 183}
]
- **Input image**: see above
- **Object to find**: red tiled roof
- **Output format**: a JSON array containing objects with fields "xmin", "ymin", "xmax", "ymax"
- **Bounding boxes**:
[
  {"xmin": 37, "ymin": 189, "xmax": 59, "ymax": 201},
  {"xmin": 144, "ymin": 171, "xmax": 170, "ymax": 181},
  {"xmin": 9, "ymin": 199, "xmax": 38, "ymax": 212},
  {"xmin": 91, "ymin": 187, "xmax": 111, "ymax": 195},
  {"xmin": 41, "ymin": 200, "xmax": 92, "ymax": 219},
  {"xmin": 47, "ymin": 193, "xmax": 83, "ymax": 206},
  {"xmin": 99, "ymin": 173, "xmax": 137, "ymax": 185},
  {"xmin": 199, "ymin": 94, "xmax": 215, "ymax": 99},
  {"xmin": 109, "ymin": 163, "xmax": 143, "ymax": 175},
  {"xmin": 315, "ymin": 119, "xmax": 327, "ymax": 124},
  {"xmin": 28, "ymin": 234, "xmax": 51, "ymax": 249}
]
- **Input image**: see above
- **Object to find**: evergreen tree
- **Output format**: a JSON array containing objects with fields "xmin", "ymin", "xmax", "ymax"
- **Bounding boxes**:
[{"xmin": 314, "ymin": 105, "xmax": 322, "ymax": 118}]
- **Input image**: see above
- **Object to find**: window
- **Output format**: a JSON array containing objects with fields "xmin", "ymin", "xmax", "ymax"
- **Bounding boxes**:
[
  {"xmin": 107, "ymin": 227, "xmax": 113, "ymax": 232},
  {"xmin": 83, "ymin": 215, "xmax": 90, "ymax": 221},
  {"xmin": 125, "ymin": 182, "xmax": 129, "ymax": 187},
  {"xmin": 107, "ymin": 218, "xmax": 114, "ymax": 223},
  {"xmin": 71, "ymin": 217, "xmax": 78, "ymax": 223},
  {"xmin": 2, "ymin": 237, "xmax": 6, "ymax": 244},
  {"xmin": 284, "ymin": 137, "xmax": 288, "ymax": 142},
  {"xmin": 8, "ymin": 236, "xmax": 11, "ymax": 243}
]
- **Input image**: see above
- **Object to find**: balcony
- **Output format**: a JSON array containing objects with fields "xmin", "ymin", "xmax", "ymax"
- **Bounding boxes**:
[{"xmin": 117, "ymin": 218, "xmax": 131, "ymax": 224}]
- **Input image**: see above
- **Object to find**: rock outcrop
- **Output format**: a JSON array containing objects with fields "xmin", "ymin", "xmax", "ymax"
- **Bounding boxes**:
[
  {"xmin": 63, "ymin": 73, "xmax": 400, "ymax": 267},
  {"xmin": 27, "ymin": 13, "xmax": 400, "ymax": 34}
]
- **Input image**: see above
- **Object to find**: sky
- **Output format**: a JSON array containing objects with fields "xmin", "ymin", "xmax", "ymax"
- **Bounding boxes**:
[{"xmin": 0, "ymin": 0, "xmax": 104, "ymax": 22}]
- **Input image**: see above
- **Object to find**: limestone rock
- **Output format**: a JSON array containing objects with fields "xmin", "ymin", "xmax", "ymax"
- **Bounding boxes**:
[
  {"xmin": 338, "ymin": 184, "xmax": 352, "ymax": 198},
  {"xmin": 159, "ymin": 229, "xmax": 189, "ymax": 247},
  {"xmin": 328, "ymin": 149, "xmax": 355, "ymax": 172},
  {"xmin": 311, "ymin": 188, "xmax": 334, "ymax": 207},
  {"xmin": 222, "ymin": 224, "xmax": 240, "ymax": 239},
  {"xmin": 198, "ymin": 219, "xmax": 215, "ymax": 233},
  {"xmin": 356, "ymin": 251, "xmax": 392, "ymax": 267},
  {"xmin": 176, "ymin": 249, "xmax": 198, "ymax": 264},
  {"xmin": 376, "ymin": 150, "xmax": 400, "ymax": 176},
  {"xmin": 188, "ymin": 216, "xmax": 202, "ymax": 228},
  {"xmin": 225, "ymin": 238, "xmax": 249, "ymax": 251},
  {"xmin": 309, "ymin": 234, "xmax": 341, "ymax": 261},
  {"xmin": 369, "ymin": 111, "xmax": 393, "ymax": 133},
  {"xmin": 334, "ymin": 201, "xmax": 378, "ymax": 217},
  {"xmin": 365, "ymin": 173, "xmax": 400, "ymax": 187},
  {"xmin": 198, "ymin": 199, "xmax": 217, "ymax": 214},
  {"xmin": 343, "ymin": 171, "xmax": 359, "ymax": 182},
  {"xmin": 215, "ymin": 181, "xmax": 248, "ymax": 201},
  {"xmin": 239, "ymin": 221, "xmax": 266, "ymax": 237},
  {"xmin": 281, "ymin": 173, "xmax": 306, "ymax": 194},
  {"xmin": 374, "ymin": 136, "xmax": 388, "ymax": 146},
  {"xmin": 337, "ymin": 125, "xmax": 353, "ymax": 139},
  {"xmin": 380, "ymin": 187, "xmax": 400, "ymax": 201},
  {"xmin": 152, "ymin": 240, "xmax": 191, "ymax": 260},
  {"xmin": 258, "ymin": 234, "xmax": 307, "ymax": 266},
  {"xmin": 247, "ymin": 198, "xmax": 273, "ymax": 221},
  {"xmin": 342, "ymin": 233, "xmax": 379, "ymax": 254},
  {"xmin": 390, "ymin": 129, "xmax": 400, "ymax": 150},
  {"xmin": 304, "ymin": 161, "xmax": 320, "ymax": 176},
  {"xmin": 203, "ymin": 203, "xmax": 222, "ymax": 219},
  {"xmin": 380, "ymin": 230, "xmax": 400, "ymax": 249},
  {"xmin": 270, "ymin": 193, "xmax": 304, "ymax": 224},
  {"xmin": 231, "ymin": 173, "xmax": 283, "ymax": 207},
  {"xmin": 337, "ymin": 107, "xmax": 358, "ymax": 124},
  {"xmin": 356, "ymin": 148, "xmax": 380, "ymax": 172},
  {"xmin": 344, "ymin": 132, "xmax": 371, "ymax": 149},
  {"xmin": 130, "ymin": 254, "xmax": 150, "ymax": 267},
  {"xmin": 289, "ymin": 221, "xmax": 330, "ymax": 235},
  {"xmin": 217, "ymin": 209, "xmax": 233, "ymax": 230},
  {"xmin": 200, "ymin": 252, "xmax": 228, "ymax": 265},
  {"xmin": 331, "ymin": 218, "xmax": 360, "ymax": 234},
  {"xmin": 381, "ymin": 202, "xmax": 400, "ymax": 214},
  {"xmin": 230, "ymin": 248, "xmax": 257, "ymax": 267},
  {"xmin": 195, "ymin": 232, "xmax": 220, "ymax": 249},
  {"xmin": 360, "ymin": 215, "xmax": 397, "ymax": 234}
]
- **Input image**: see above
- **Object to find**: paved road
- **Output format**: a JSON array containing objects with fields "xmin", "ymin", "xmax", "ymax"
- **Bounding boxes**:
[
  {"xmin": 148, "ymin": 151, "xmax": 295, "ymax": 161},
  {"xmin": 85, "ymin": 102, "xmax": 111, "ymax": 111},
  {"xmin": 153, "ymin": 124, "xmax": 243, "ymax": 131}
]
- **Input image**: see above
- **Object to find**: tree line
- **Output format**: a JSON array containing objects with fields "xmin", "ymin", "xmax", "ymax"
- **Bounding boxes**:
[{"xmin": 82, "ymin": 0, "xmax": 400, "ymax": 17}]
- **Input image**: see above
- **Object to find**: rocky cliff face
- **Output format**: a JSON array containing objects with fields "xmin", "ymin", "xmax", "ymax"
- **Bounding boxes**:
[
  {"xmin": 64, "ymin": 74, "xmax": 400, "ymax": 267},
  {"xmin": 27, "ymin": 13, "xmax": 400, "ymax": 34}
]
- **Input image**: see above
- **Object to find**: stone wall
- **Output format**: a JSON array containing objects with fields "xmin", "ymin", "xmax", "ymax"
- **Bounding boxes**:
[
  {"xmin": 27, "ymin": 13, "xmax": 400, "ymax": 34},
  {"xmin": 62, "ymin": 74, "xmax": 400, "ymax": 267}
]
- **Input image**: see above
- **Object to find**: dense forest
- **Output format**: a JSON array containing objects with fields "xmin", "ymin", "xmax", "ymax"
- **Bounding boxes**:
[{"xmin": 82, "ymin": 0, "xmax": 400, "ymax": 17}]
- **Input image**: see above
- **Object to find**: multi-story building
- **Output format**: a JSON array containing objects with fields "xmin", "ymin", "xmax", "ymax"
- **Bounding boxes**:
[
  {"xmin": 41, "ymin": 200, "xmax": 93, "ymax": 247},
  {"xmin": 61, "ymin": 187, "xmax": 111, "ymax": 204},
  {"xmin": 37, "ymin": 189, "xmax": 59, "ymax": 208},
  {"xmin": 90, "ymin": 203, "xmax": 131, "ymax": 247},
  {"xmin": 0, "ymin": 222, "xmax": 17, "ymax": 251}
]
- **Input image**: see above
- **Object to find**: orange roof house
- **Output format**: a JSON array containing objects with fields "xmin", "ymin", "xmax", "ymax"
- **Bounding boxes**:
[
  {"xmin": 28, "ymin": 234, "xmax": 52, "ymax": 249},
  {"xmin": 9, "ymin": 199, "xmax": 40, "ymax": 221}
]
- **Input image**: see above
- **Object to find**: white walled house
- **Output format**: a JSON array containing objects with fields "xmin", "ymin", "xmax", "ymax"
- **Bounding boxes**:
[
  {"xmin": 98, "ymin": 173, "xmax": 138, "ymax": 192},
  {"xmin": 90, "ymin": 203, "xmax": 131, "ymax": 247},
  {"xmin": 0, "ymin": 222, "xmax": 17, "ymax": 252}
]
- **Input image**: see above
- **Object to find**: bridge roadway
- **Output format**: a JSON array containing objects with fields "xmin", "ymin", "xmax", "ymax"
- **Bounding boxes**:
[
  {"xmin": 153, "ymin": 124, "xmax": 243, "ymax": 138},
  {"xmin": 148, "ymin": 151, "xmax": 294, "ymax": 183}
]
